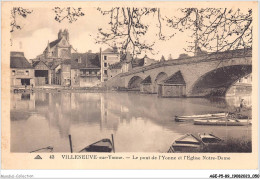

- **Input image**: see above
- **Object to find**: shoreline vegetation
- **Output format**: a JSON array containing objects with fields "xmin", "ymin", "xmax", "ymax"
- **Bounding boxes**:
[{"xmin": 201, "ymin": 137, "xmax": 252, "ymax": 153}]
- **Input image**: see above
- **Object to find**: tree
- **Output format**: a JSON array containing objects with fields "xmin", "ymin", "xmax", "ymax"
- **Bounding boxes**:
[
  {"xmin": 165, "ymin": 8, "xmax": 252, "ymax": 53},
  {"xmin": 96, "ymin": 7, "xmax": 252, "ymax": 56},
  {"xmin": 10, "ymin": 7, "xmax": 33, "ymax": 33},
  {"xmin": 53, "ymin": 7, "xmax": 85, "ymax": 23},
  {"xmin": 95, "ymin": 7, "xmax": 173, "ymax": 57}
]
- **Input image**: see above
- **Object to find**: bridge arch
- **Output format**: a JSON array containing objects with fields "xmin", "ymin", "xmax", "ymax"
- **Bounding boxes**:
[
  {"xmin": 128, "ymin": 76, "xmax": 143, "ymax": 89},
  {"xmin": 153, "ymin": 72, "xmax": 168, "ymax": 93},
  {"xmin": 190, "ymin": 65, "xmax": 252, "ymax": 97}
]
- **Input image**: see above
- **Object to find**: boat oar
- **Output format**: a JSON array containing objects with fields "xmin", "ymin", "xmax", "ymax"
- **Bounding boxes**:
[
  {"xmin": 69, "ymin": 134, "xmax": 73, "ymax": 153},
  {"xmin": 111, "ymin": 134, "xmax": 115, "ymax": 153}
]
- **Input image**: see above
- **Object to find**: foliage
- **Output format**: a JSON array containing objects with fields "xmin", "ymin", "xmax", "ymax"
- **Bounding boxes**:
[
  {"xmin": 53, "ymin": 7, "xmax": 85, "ymax": 23},
  {"xmin": 166, "ymin": 8, "xmax": 252, "ymax": 54},
  {"xmin": 97, "ymin": 7, "xmax": 252, "ymax": 56},
  {"xmin": 201, "ymin": 137, "xmax": 252, "ymax": 153},
  {"xmin": 10, "ymin": 7, "xmax": 33, "ymax": 33},
  {"xmin": 95, "ymin": 7, "xmax": 172, "ymax": 57}
]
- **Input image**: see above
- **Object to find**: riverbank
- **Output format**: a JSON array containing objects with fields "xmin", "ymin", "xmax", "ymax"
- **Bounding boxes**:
[
  {"xmin": 11, "ymin": 85, "xmax": 141, "ymax": 93},
  {"xmin": 201, "ymin": 137, "xmax": 252, "ymax": 153}
]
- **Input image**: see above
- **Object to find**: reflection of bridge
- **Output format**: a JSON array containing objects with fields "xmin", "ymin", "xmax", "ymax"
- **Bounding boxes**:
[{"xmin": 106, "ymin": 49, "xmax": 252, "ymax": 97}]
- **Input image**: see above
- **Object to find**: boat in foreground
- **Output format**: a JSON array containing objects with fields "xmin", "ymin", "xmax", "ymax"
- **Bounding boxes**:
[
  {"xmin": 168, "ymin": 134, "xmax": 203, "ymax": 153},
  {"xmin": 198, "ymin": 133, "xmax": 223, "ymax": 144},
  {"xmin": 30, "ymin": 146, "xmax": 54, "ymax": 153},
  {"xmin": 79, "ymin": 139, "xmax": 113, "ymax": 153},
  {"xmin": 194, "ymin": 119, "xmax": 251, "ymax": 126}
]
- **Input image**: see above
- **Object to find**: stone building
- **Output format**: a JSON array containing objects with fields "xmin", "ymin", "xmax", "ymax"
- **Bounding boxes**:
[
  {"xmin": 108, "ymin": 52, "xmax": 133, "ymax": 78},
  {"xmin": 31, "ymin": 29, "xmax": 101, "ymax": 87},
  {"xmin": 32, "ymin": 61, "xmax": 51, "ymax": 86},
  {"xmin": 158, "ymin": 71, "xmax": 186, "ymax": 97},
  {"xmin": 43, "ymin": 29, "xmax": 73, "ymax": 62},
  {"xmin": 10, "ymin": 52, "xmax": 34, "ymax": 87},
  {"xmin": 100, "ymin": 46, "xmax": 120, "ymax": 82},
  {"xmin": 132, "ymin": 55, "xmax": 156, "ymax": 68},
  {"xmin": 71, "ymin": 53, "xmax": 101, "ymax": 87}
]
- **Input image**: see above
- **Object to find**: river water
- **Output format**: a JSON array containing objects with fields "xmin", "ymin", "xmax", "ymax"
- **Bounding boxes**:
[{"xmin": 11, "ymin": 92, "xmax": 252, "ymax": 153}]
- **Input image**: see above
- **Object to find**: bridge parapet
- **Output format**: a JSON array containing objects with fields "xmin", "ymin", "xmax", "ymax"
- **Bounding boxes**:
[
  {"xmin": 120, "ymin": 48, "xmax": 252, "ymax": 77},
  {"xmin": 105, "ymin": 48, "xmax": 252, "ymax": 97}
]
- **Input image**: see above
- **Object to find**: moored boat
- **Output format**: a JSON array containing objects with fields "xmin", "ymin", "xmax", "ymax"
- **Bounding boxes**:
[
  {"xmin": 175, "ymin": 113, "xmax": 227, "ymax": 122},
  {"xmin": 198, "ymin": 133, "xmax": 223, "ymax": 144},
  {"xmin": 79, "ymin": 139, "xmax": 113, "ymax": 153},
  {"xmin": 168, "ymin": 134, "xmax": 203, "ymax": 153},
  {"xmin": 194, "ymin": 119, "xmax": 251, "ymax": 126},
  {"xmin": 30, "ymin": 146, "xmax": 54, "ymax": 153}
]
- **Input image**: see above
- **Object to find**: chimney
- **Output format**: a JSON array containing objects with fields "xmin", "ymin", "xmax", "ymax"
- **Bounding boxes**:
[
  {"xmin": 99, "ymin": 48, "xmax": 102, "ymax": 64},
  {"xmin": 126, "ymin": 52, "xmax": 131, "ymax": 63},
  {"xmin": 113, "ymin": 43, "xmax": 118, "ymax": 53}
]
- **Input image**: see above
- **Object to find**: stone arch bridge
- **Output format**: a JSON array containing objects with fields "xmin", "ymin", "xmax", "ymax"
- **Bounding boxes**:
[{"xmin": 105, "ymin": 49, "xmax": 252, "ymax": 97}]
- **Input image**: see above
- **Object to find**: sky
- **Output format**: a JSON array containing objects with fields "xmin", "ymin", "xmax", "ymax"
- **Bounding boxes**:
[{"xmin": 11, "ymin": 7, "xmax": 192, "ymax": 60}]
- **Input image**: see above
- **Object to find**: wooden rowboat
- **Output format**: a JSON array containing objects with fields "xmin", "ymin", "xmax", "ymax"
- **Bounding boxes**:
[
  {"xmin": 198, "ymin": 133, "xmax": 223, "ymax": 144},
  {"xmin": 175, "ymin": 116, "xmax": 226, "ymax": 122},
  {"xmin": 168, "ymin": 134, "xmax": 203, "ymax": 153},
  {"xmin": 79, "ymin": 139, "xmax": 113, "ymax": 153},
  {"xmin": 175, "ymin": 113, "xmax": 227, "ymax": 122},
  {"xmin": 194, "ymin": 119, "xmax": 251, "ymax": 126},
  {"xmin": 30, "ymin": 146, "xmax": 54, "ymax": 153}
]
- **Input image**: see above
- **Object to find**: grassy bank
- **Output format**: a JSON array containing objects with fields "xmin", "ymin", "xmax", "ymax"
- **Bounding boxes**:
[{"xmin": 201, "ymin": 137, "xmax": 252, "ymax": 153}]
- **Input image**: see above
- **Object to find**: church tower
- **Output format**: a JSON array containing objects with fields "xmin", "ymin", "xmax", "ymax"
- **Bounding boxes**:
[
  {"xmin": 58, "ymin": 29, "xmax": 69, "ymax": 41},
  {"xmin": 58, "ymin": 29, "xmax": 63, "ymax": 39}
]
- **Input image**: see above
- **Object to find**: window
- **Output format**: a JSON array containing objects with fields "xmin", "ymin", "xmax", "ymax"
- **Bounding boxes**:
[
  {"xmin": 104, "ymin": 70, "xmax": 107, "ymax": 75},
  {"xmin": 21, "ymin": 79, "xmax": 30, "ymax": 85},
  {"xmin": 104, "ymin": 63, "xmax": 107, "ymax": 67},
  {"xmin": 104, "ymin": 56, "xmax": 107, "ymax": 60},
  {"xmin": 12, "ymin": 70, "xmax": 15, "ymax": 76},
  {"xmin": 26, "ymin": 70, "xmax": 29, "ymax": 76}
]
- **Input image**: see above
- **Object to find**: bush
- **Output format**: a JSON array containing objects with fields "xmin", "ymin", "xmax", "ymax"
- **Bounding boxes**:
[{"xmin": 201, "ymin": 137, "xmax": 252, "ymax": 153}]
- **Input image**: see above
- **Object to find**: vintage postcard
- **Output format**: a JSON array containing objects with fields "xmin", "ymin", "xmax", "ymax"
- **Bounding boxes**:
[{"xmin": 1, "ymin": 1, "xmax": 259, "ymax": 170}]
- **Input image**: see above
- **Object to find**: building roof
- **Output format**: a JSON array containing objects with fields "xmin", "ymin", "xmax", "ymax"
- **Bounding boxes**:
[
  {"xmin": 50, "ymin": 39, "xmax": 62, "ymax": 48},
  {"xmin": 44, "ymin": 38, "xmax": 62, "ymax": 51},
  {"xmin": 10, "ymin": 51, "xmax": 24, "ymax": 57},
  {"xmin": 71, "ymin": 53, "xmax": 101, "ymax": 69},
  {"xmin": 32, "ymin": 60, "xmax": 48, "ymax": 67},
  {"xmin": 103, "ymin": 48, "xmax": 114, "ymax": 53},
  {"xmin": 102, "ymin": 48, "xmax": 119, "ymax": 54},
  {"xmin": 132, "ymin": 57, "xmax": 144, "ymax": 67},
  {"xmin": 109, "ymin": 61, "xmax": 123, "ymax": 70},
  {"xmin": 141, "ymin": 76, "xmax": 152, "ymax": 84},
  {"xmin": 163, "ymin": 71, "xmax": 186, "ymax": 85},
  {"xmin": 10, "ymin": 52, "xmax": 33, "ymax": 69}
]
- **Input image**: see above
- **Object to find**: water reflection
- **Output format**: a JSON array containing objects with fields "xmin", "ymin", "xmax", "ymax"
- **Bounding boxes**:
[{"xmin": 11, "ymin": 92, "xmax": 252, "ymax": 152}]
